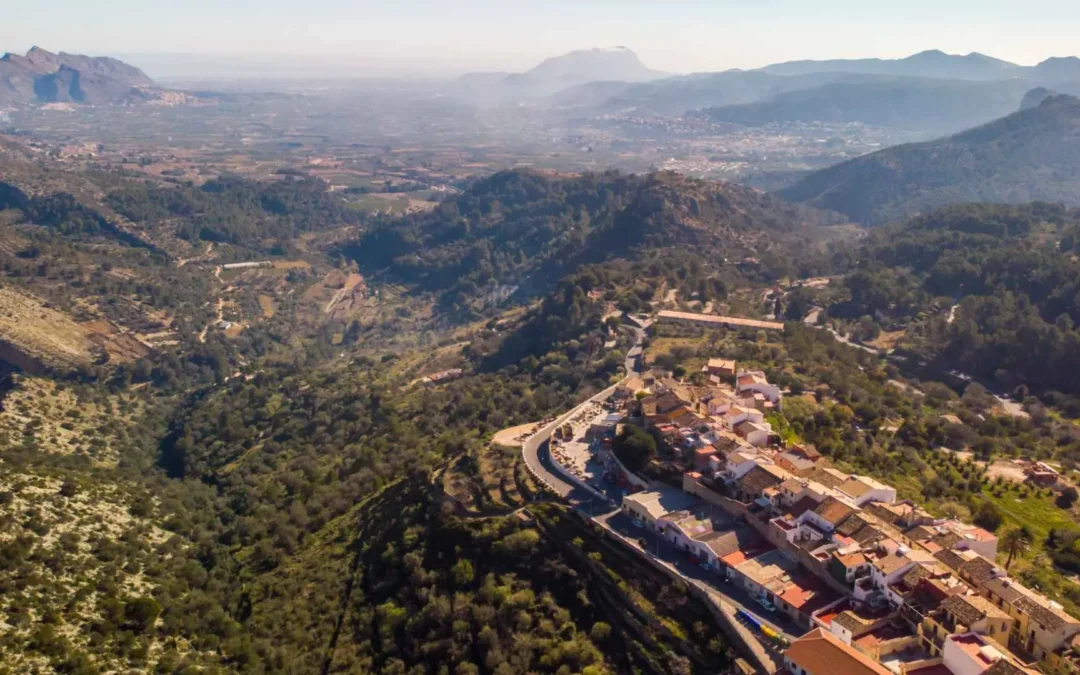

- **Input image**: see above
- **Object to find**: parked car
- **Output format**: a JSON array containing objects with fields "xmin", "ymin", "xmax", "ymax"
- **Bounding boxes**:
[{"xmin": 756, "ymin": 596, "xmax": 776, "ymax": 612}]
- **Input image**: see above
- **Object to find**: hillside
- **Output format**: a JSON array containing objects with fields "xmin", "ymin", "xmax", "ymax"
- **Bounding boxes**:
[
  {"xmin": 0, "ymin": 47, "xmax": 154, "ymax": 105},
  {"xmin": 700, "ymin": 77, "xmax": 1032, "ymax": 135},
  {"xmin": 777, "ymin": 94, "xmax": 1080, "ymax": 225},
  {"xmin": 349, "ymin": 169, "xmax": 846, "ymax": 311},
  {"xmin": 820, "ymin": 202, "xmax": 1080, "ymax": 402}
]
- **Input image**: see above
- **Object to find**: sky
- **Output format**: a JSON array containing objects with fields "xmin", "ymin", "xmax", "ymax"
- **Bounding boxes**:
[{"xmin": 3, "ymin": 0, "xmax": 1080, "ymax": 79}]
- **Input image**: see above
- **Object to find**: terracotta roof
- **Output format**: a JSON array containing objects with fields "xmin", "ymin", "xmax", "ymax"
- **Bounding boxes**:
[
  {"xmin": 835, "ymin": 551, "xmax": 868, "ymax": 569},
  {"xmin": 783, "ymin": 627, "xmax": 892, "ymax": 675},
  {"xmin": 942, "ymin": 594, "xmax": 1010, "ymax": 625},
  {"xmin": 812, "ymin": 497, "xmax": 856, "ymax": 526}
]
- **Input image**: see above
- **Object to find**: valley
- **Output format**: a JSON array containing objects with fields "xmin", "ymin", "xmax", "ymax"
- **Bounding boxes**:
[{"xmin": 3, "ymin": 33, "xmax": 1080, "ymax": 675}]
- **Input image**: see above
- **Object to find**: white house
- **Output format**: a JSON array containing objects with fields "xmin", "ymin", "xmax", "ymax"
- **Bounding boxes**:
[
  {"xmin": 836, "ymin": 475, "xmax": 898, "ymax": 507},
  {"xmin": 736, "ymin": 369, "xmax": 782, "ymax": 405}
]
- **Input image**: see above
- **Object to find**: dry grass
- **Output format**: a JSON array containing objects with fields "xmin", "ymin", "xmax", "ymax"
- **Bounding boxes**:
[
  {"xmin": 258, "ymin": 294, "xmax": 276, "ymax": 319},
  {"xmin": 0, "ymin": 286, "xmax": 96, "ymax": 371},
  {"xmin": 0, "ymin": 375, "xmax": 145, "ymax": 465}
]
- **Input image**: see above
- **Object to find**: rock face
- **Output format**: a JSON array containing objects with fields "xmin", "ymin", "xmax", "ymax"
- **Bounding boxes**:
[{"xmin": 0, "ymin": 46, "xmax": 154, "ymax": 105}]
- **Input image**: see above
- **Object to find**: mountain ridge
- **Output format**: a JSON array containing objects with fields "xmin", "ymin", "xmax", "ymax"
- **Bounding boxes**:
[
  {"xmin": 760, "ymin": 49, "xmax": 1080, "ymax": 81},
  {"xmin": 777, "ymin": 94, "xmax": 1080, "ymax": 225},
  {"xmin": 0, "ymin": 46, "xmax": 154, "ymax": 105}
]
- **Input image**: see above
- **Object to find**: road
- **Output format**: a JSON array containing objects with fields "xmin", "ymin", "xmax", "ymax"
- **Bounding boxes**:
[
  {"xmin": 520, "ymin": 315, "xmax": 791, "ymax": 671},
  {"xmin": 522, "ymin": 315, "xmax": 648, "ymax": 498},
  {"xmin": 597, "ymin": 510, "xmax": 802, "ymax": 645}
]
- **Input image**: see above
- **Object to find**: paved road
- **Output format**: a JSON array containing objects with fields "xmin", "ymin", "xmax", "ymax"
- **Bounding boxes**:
[
  {"xmin": 520, "ymin": 316, "xmax": 792, "ymax": 671},
  {"xmin": 522, "ymin": 318, "xmax": 647, "ymax": 498},
  {"xmin": 597, "ymin": 510, "xmax": 802, "ymax": 645}
]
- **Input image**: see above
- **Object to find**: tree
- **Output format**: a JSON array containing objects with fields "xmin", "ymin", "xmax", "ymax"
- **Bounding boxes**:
[
  {"xmin": 59, "ymin": 479, "xmax": 78, "ymax": 498},
  {"xmin": 124, "ymin": 597, "xmax": 161, "ymax": 633},
  {"xmin": 1057, "ymin": 486, "xmax": 1079, "ymax": 510},
  {"xmin": 1001, "ymin": 526, "xmax": 1034, "ymax": 570},
  {"xmin": 612, "ymin": 425, "xmax": 657, "ymax": 474},
  {"xmin": 589, "ymin": 622, "xmax": 611, "ymax": 642},
  {"xmin": 974, "ymin": 501, "xmax": 1004, "ymax": 532}
]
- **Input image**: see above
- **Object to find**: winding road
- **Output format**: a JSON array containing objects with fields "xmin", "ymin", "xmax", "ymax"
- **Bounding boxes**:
[{"xmin": 522, "ymin": 317, "xmax": 647, "ymax": 498}]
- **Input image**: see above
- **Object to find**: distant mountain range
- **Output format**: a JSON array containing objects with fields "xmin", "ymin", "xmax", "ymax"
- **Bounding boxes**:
[
  {"xmin": 697, "ymin": 77, "xmax": 1034, "ymax": 135},
  {"xmin": 0, "ymin": 47, "xmax": 154, "ymax": 105},
  {"xmin": 539, "ymin": 48, "xmax": 1080, "ymax": 135},
  {"xmin": 777, "ymin": 94, "xmax": 1080, "ymax": 225},
  {"xmin": 760, "ymin": 50, "xmax": 1080, "ymax": 81}
]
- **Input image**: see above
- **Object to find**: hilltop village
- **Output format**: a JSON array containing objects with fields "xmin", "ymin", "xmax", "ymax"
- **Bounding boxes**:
[{"xmin": 537, "ymin": 344, "xmax": 1080, "ymax": 675}]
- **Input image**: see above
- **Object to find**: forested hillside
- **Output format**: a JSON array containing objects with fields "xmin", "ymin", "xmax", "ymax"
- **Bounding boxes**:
[
  {"xmin": 350, "ymin": 169, "xmax": 845, "ymax": 312},
  {"xmin": 823, "ymin": 202, "xmax": 1080, "ymax": 405},
  {"xmin": 778, "ymin": 94, "xmax": 1080, "ymax": 225}
]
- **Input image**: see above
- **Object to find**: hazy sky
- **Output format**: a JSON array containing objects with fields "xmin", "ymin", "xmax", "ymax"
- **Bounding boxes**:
[{"xmin": 4, "ymin": 0, "xmax": 1080, "ymax": 78}]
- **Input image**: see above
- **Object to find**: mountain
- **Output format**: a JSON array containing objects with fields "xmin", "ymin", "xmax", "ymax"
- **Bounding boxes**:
[
  {"xmin": 761, "ymin": 49, "xmax": 1024, "ymax": 80},
  {"xmin": 456, "ymin": 47, "xmax": 664, "ymax": 99},
  {"xmin": 699, "ymin": 77, "xmax": 1033, "ymax": 135},
  {"xmin": 0, "ymin": 46, "xmax": 153, "ymax": 105},
  {"xmin": 1033, "ymin": 56, "xmax": 1080, "ymax": 81},
  {"xmin": 349, "ymin": 169, "xmax": 845, "ymax": 311},
  {"xmin": 514, "ymin": 47, "xmax": 663, "ymax": 85},
  {"xmin": 558, "ymin": 70, "xmax": 892, "ymax": 115},
  {"xmin": 777, "ymin": 95, "xmax": 1080, "ymax": 225},
  {"xmin": 1020, "ymin": 87, "xmax": 1058, "ymax": 110}
]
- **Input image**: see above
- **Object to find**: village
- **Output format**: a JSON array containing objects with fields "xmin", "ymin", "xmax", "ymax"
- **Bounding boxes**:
[{"xmin": 534, "ymin": 347, "xmax": 1080, "ymax": 675}]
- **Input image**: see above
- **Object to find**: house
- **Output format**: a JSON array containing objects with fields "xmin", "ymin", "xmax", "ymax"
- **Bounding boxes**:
[
  {"xmin": 979, "ymin": 575, "xmax": 1080, "ymax": 668},
  {"xmin": 705, "ymin": 358, "xmax": 736, "ymax": 379},
  {"xmin": 783, "ymin": 627, "xmax": 893, "ymax": 675},
  {"xmin": 736, "ymin": 369, "xmax": 782, "ymax": 405},
  {"xmin": 620, "ymin": 488, "xmax": 697, "ymax": 530},
  {"xmin": 724, "ymin": 450, "xmax": 767, "ymax": 482},
  {"xmin": 1025, "ymin": 461, "xmax": 1060, "ymax": 487},
  {"xmin": 916, "ymin": 520, "xmax": 999, "ymax": 562},
  {"xmin": 777, "ymin": 451, "xmax": 820, "ymax": 477},
  {"xmin": 836, "ymin": 475, "xmax": 897, "ymax": 507},
  {"xmin": 692, "ymin": 445, "xmax": 719, "ymax": 470},
  {"xmin": 734, "ymin": 419, "xmax": 772, "ymax": 447},
  {"xmin": 830, "ymin": 550, "xmax": 872, "ymax": 585},
  {"xmin": 866, "ymin": 501, "xmax": 936, "ymax": 530},
  {"xmin": 734, "ymin": 463, "xmax": 791, "ymax": 503},
  {"xmin": 919, "ymin": 593, "xmax": 1013, "ymax": 656},
  {"xmin": 801, "ymin": 497, "xmax": 857, "ymax": 534},
  {"xmin": 941, "ymin": 632, "xmax": 1039, "ymax": 675}
]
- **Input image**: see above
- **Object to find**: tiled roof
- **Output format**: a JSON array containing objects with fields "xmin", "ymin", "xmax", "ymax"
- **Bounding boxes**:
[
  {"xmin": 813, "ymin": 497, "xmax": 856, "ymax": 526},
  {"xmin": 942, "ymin": 594, "xmax": 1009, "ymax": 625},
  {"xmin": 738, "ymin": 464, "xmax": 785, "ymax": 496},
  {"xmin": 788, "ymin": 496, "xmax": 820, "ymax": 520},
  {"xmin": 1014, "ymin": 595, "xmax": 1075, "ymax": 632},
  {"xmin": 933, "ymin": 548, "xmax": 967, "ymax": 572},
  {"xmin": 809, "ymin": 468, "xmax": 847, "ymax": 489},
  {"xmin": 898, "ymin": 564, "xmax": 934, "ymax": 591},
  {"xmin": 784, "ymin": 627, "xmax": 892, "ymax": 675},
  {"xmin": 960, "ymin": 556, "xmax": 999, "ymax": 584}
]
